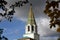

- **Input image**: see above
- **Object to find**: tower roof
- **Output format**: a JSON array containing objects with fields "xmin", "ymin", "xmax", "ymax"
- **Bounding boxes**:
[{"xmin": 27, "ymin": 4, "xmax": 36, "ymax": 25}]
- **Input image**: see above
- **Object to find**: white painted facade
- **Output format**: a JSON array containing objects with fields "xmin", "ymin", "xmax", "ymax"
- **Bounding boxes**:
[{"xmin": 23, "ymin": 24, "xmax": 39, "ymax": 40}]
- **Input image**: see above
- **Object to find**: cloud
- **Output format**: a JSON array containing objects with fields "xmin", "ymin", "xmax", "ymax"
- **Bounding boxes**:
[
  {"xmin": 36, "ymin": 17, "xmax": 60, "ymax": 37},
  {"xmin": 40, "ymin": 37, "xmax": 58, "ymax": 40}
]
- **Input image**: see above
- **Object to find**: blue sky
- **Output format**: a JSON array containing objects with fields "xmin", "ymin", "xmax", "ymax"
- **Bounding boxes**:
[{"xmin": 0, "ymin": 18, "xmax": 26, "ymax": 40}]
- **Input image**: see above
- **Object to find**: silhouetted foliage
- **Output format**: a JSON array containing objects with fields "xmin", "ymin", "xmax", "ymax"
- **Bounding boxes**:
[
  {"xmin": 14, "ymin": 0, "xmax": 29, "ymax": 7},
  {"xmin": 0, "ymin": 0, "xmax": 7, "ymax": 11},
  {"xmin": 0, "ymin": 29, "xmax": 8, "ymax": 40},
  {"xmin": 0, "ymin": 0, "xmax": 29, "ymax": 22},
  {"xmin": 44, "ymin": 0, "xmax": 60, "ymax": 32}
]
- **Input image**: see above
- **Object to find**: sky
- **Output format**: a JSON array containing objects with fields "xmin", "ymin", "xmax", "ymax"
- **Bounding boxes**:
[{"xmin": 0, "ymin": 0, "xmax": 60, "ymax": 40}]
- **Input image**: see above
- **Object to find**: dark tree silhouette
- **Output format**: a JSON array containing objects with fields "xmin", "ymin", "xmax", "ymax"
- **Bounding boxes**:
[
  {"xmin": 44, "ymin": 0, "xmax": 60, "ymax": 32},
  {"xmin": 13, "ymin": 0, "xmax": 29, "ymax": 7},
  {"xmin": 0, "ymin": 0, "xmax": 7, "ymax": 11},
  {"xmin": 0, "ymin": 0, "xmax": 29, "ymax": 22},
  {"xmin": 0, "ymin": 29, "xmax": 8, "ymax": 40}
]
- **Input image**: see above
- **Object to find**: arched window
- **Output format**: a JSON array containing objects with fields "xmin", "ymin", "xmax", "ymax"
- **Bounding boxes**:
[
  {"xmin": 32, "ymin": 25, "xmax": 34, "ymax": 32},
  {"xmin": 28, "ymin": 26, "xmax": 30, "ymax": 31}
]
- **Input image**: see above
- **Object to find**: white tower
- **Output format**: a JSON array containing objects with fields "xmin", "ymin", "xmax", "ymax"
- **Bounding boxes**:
[{"xmin": 23, "ymin": 4, "xmax": 39, "ymax": 40}]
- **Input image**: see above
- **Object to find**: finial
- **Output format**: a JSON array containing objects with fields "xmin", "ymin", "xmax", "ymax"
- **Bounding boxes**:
[
  {"xmin": 30, "ymin": 3, "xmax": 32, "ymax": 6},
  {"xmin": 46, "ymin": 0, "xmax": 49, "ymax": 3}
]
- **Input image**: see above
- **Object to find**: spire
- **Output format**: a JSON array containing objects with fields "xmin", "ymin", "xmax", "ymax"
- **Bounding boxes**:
[
  {"xmin": 27, "ymin": 4, "xmax": 36, "ymax": 25},
  {"xmin": 23, "ymin": 4, "xmax": 39, "ymax": 40}
]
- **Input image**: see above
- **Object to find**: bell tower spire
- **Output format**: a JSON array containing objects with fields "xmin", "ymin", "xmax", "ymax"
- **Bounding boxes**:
[
  {"xmin": 26, "ymin": 3, "xmax": 37, "ymax": 34},
  {"xmin": 28, "ymin": 4, "xmax": 36, "ymax": 25},
  {"xmin": 23, "ymin": 4, "xmax": 39, "ymax": 40}
]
